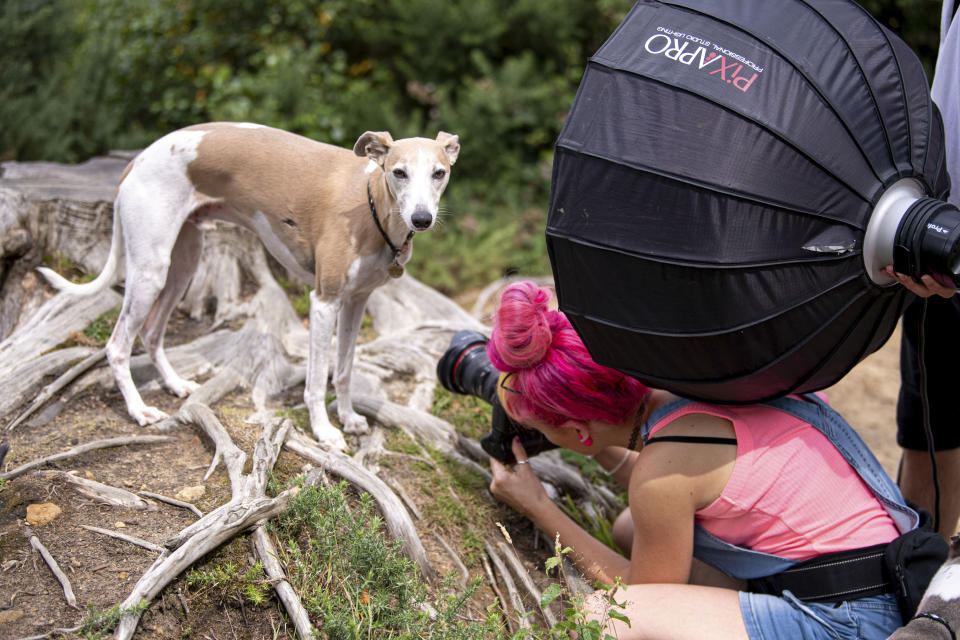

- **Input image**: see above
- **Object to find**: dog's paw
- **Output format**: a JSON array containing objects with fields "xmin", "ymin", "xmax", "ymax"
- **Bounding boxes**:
[
  {"xmin": 166, "ymin": 378, "xmax": 201, "ymax": 398},
  {"xmin": 134, "ymin": 406, "xmax": 170, "ymax": 426},
  {"xmin": 312, "ymin": 426, "xmax": 348, "ymax": 452},
  {"xmin": 341, "ymin": 412, "xmax": 369, "ymax": 435}
]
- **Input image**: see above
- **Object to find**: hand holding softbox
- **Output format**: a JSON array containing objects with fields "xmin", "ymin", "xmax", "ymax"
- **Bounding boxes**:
[{"xmin": 546, "ymin": 0, "xmax": 960, "ymax": 403}]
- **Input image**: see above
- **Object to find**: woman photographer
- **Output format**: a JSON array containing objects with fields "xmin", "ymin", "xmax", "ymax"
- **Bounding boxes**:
[{"xmin": 486, "ymin": 281, "xmax": 930, "ymax": 640}]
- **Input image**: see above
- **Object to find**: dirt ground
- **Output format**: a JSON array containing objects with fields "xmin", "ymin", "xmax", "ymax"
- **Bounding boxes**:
[
  {"xmin": 0, "ymin": 305, "xmax": 910, "ymax": 640},
  {"xmin": 0, "ymin": 306, "xmax": 552, "ymax": 640}
]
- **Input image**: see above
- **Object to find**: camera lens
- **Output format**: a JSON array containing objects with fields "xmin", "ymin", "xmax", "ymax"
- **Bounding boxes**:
[
  {"xmin": 436, "ymin": 330, "xmax": 499, "ymax": 403},
  {"xmin": 894, "ymin": 198, "xmax": 960, "ymax": 288}
]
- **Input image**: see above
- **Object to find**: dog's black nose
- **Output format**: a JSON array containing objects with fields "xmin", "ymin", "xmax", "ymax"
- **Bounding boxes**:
[{"xmin": 412, "ymin": 210, "xmax": 433, "ymax": 230}]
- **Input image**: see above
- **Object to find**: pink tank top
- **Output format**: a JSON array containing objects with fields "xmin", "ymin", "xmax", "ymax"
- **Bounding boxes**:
[{"xmin": 648, "ymin": 399, "xmax": 900, "ymax": 560}]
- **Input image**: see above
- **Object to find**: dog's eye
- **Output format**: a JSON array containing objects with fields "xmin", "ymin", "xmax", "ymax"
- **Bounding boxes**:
[
  {"xmin": 432, "ymin": 169, "xmax": 446, "ymax": 180},
  {"xmin": 392, "ymin": 168, "xmax": 407, "ymax": 179}
]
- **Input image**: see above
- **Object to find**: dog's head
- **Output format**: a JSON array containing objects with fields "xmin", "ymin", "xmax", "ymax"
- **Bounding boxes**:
[{"xmin": 353, "ymin": 131, "xmax": 460, "ymax": 232}]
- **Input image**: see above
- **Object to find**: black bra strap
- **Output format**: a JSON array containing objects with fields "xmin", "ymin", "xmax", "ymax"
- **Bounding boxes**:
[{"xmin": 644, "ymin": 435, "xmax": 737, "ymax": 446}]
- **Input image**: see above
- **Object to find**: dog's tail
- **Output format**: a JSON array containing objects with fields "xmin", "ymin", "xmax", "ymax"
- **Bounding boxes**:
[{"xmin": 37, "ymin": 197, "xmax": 124, "ymax": 296}]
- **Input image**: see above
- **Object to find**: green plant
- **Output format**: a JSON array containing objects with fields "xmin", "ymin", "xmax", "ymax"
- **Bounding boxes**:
[
  {"xmin": 558, "ymin": 495, "xmax": 619, "ymax": 553},
  {"xmin": 79, "ymin": 601, "xmax": 149, "ymax": 640},
  {"xmin": 272, "ymin": 479, "xmax": 496, "ymax": 638},
  {"xmin": 83, "ymin": 307, "xmax": 121, "ymax": 344},
  {"xmin": 536, "ymin": 539, "xmax": 631, "ymax": 640},
  {"xmin": 185, "ymin": 555, "xmax": 271, "ymax": 608}
]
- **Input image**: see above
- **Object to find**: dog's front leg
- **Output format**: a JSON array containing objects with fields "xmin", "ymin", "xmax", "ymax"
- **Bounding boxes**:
[
  {"xmin": 334, "ymin": 292, "xmax": 372, "ymax": 435},
  {"xmin": 305, "ymin": 290, "xmax": 348, "ymax": 451}
]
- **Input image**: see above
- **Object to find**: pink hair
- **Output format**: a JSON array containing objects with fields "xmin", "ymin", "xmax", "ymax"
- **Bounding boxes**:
[{"xmin": 488, "ymin": 281, "xmax": 649, "ymax": 429}]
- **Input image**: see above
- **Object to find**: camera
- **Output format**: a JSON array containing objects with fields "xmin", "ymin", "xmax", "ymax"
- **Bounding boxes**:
[{"xmin": 437, "ymin": 330, "xmax": 557, "ymax": 464}]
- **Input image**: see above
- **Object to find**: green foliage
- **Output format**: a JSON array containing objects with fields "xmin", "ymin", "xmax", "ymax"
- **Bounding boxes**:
[
  {"xmin": 1, "ymin": 0, "xmax": 941, "ymax": 292},
  {"xmin": 432, "ymin": 385, "xmax": 495, "ymax": 442},
  {"xmin": 83, "ymin": 308, "xmax": 121, "ymax": 344},
  {"xmin": 185, "ymin": 543, "xmax": 271, "ymax": 608},
  {"xmin": 79, "ymin": 601, "xmax": 149, "ymax": 640},
  {"xmin": 271, "ymin": 480, "xmax": 498, "ymax": 638}
]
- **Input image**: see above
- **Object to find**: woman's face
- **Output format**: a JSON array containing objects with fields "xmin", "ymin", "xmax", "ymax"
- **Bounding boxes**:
[{"xmin": 496, "ymin": 372, "xmax": 592, "ymax": 453}]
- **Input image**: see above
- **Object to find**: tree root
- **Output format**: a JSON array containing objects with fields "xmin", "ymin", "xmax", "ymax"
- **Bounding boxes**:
[
  {"xmin": 25, "ymin": 526, "xmax": 79, "ymax": 610},
  {"xmin": 1, "ymin": 435, "xmax": 174, "ymax": 480},
  {"xmin": 112, "ymin": 408, "xmax": 296, "ymax": 640}
]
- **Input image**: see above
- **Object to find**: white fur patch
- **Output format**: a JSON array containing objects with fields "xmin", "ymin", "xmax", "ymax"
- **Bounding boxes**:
[
  {"xmin": 922, "ymin": 564, "xmax": 960, "ymax": 603},
  {"xmin": 364, "ymin": 159, "xmax": 379, "ymax": 174}
]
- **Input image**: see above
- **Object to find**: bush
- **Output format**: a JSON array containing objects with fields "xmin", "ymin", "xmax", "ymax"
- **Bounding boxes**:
[{"xmin": 0, "ymin": 0, "xmax": 942, "ymax": 293}]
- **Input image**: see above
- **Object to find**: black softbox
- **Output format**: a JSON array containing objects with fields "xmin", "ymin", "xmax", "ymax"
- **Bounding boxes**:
[{"xmin": 546, "ymin": 0, "xmax": 955, "ymax": 403}]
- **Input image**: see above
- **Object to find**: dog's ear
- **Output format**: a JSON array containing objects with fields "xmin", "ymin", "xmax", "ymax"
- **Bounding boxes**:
[
  {"xmin": 354, "ymin": 131, "xmax": 394, "ymax": 165},
  {"xmin": 436, "ymin": 132, "xmax": 460, "ymax": 165}
]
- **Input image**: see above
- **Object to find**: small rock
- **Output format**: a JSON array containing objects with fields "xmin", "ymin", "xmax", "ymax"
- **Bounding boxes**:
[
  {"xmin": 0, "ymin": 609, "xmax": 24, "ymax": 624},
  {"xmin": 26, "ymin": 503, "xmax": 61, "ymax": 526},
  {"xmin": 114, "ymin": 521, "xmax": 126, "ymax": 529},
  {"xmin": 118, "ymin": 571, "xmax": 128, "ymax": 579},
  {"xmin": 175, "ymin": 485, "xmax": 206, "ymax": 502},
  {"xmin": 84, "ymin": 471, "xmax": 96, "ymax": 481}
]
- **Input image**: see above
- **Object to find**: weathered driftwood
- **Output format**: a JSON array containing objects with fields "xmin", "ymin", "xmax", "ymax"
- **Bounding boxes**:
[
  {"xmin": 497, "ymin": 540, "xmax": 558, "ymax": 628},
  {"xmin": 25, "ymin": 526, "xmax": 79, "ymax": 609},
  {"xmin": 485, "ymin": 541, "xmax": 529, "ymax": 630},
  {"xmin": 481, "ymin": 554, "xmax": 510, "ymax": 628},
  {"xmin": 434, "ymin": 533, "xmax": 469, "ymax": 589},
  {"xmin": 137, "ymin": 491, "xmax": 203, "ymax": 518},
  {"xmin": 251, "ymin": 525, "xmax": 315, "ymax": 640},
  {"xmin": 39, "ymin": 471, "xmax": 157, "ymax": 511},
  {"xmin": 79, "ymin": 525, "xmax": 164, "ymax": 554},
  {"xmin": 0, "ymin": 153, "xmax": 131, "ymax": 343},
  {"xmin": 0, "ymin": 435, "xmax": 174, "ymax": 480},
  {"xmin": 470, "ymin": 275, "xmax": 554, "ymax": 320},
  {"xmin": 113, "ymin": 408, "xmax": 295, "ymax": 640},
  {"xmin": 6, "ymin": 348, "xmax": 106, "ymax": 431},
  {"xmin": 285, "ymin": 431, "xmax": 436, "ymax": 583}
]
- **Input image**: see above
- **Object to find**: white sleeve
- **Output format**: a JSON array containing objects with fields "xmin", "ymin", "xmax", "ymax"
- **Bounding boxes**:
[{"xmin": 932, "ymin": 1, "xmax": 960, "ymax": 206}]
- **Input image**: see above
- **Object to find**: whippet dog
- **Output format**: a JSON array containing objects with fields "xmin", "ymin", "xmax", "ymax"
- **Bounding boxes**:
[
  {"xmin": 38, "ymin": 122, "xmax": 460, "ymax": 450},
  {"xmin": 889, "ymin": 536, "xmax": 960, "ymax": 640}
]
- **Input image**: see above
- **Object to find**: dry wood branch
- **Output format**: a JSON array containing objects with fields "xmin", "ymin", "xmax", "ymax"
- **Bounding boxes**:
[
  {"xmin": 485, "ymin": 541, "xmax": 529, "ymax": 629},
  {"xmin": 25, "ymin": 526, "xmax": 78, "ymax": 609},
  {"xmin": 178, "ymin": 403, "xmax": 246, "ymax": 490},
  {"xmin": 137, "ymin": 491, "xmax": 203, "ymax": 518},
  {"xmin": 384, "ymin": 475, "xmax": 423, "ymax": 520},
  {"xmin": 285, "ymin": 430, "xmax": 436, "ymax": 583},
  {"xmin": 113, "ymin": 411, "xmax": 295, "ymax": 640},
  {"xmin": 1, "ymin": 435, "xmax": 174, "ymax": 480},
  {"xmin": 433, "ymin": 533, "xmax": 468, "ymax": 589},
  {"xmin": 79, "ymin": 525, "xmax": 164, "ymax": 554},
  {"xmin": 12, "ymin": 623, "xmax": 84, "ymax": 640},
  {"xmin": 497, "ymin": 540, "xmax": 558, "ymax": 628},
  {"xmin": 251, "ymin": 526, "xmax": 314, "ymax": 640},
  {"xmin": 39, "ymin": 471, "xmax": 157, "ymax": 510},
  {"xmin": 481, "ymin": 554, "xmax": 510, "ymax": 629},
  {"xmin": 114, "ymin": 490, "xmax": 293, "ymax": 639},
  {"xmin": 6, "ymin": 348, "xmax": 106, "ymax": 432}
]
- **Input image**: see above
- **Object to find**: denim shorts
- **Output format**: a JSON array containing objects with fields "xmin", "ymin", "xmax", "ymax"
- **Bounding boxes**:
[{"xmin": 739, "ymin": 590, "xmax": 902, "ymax": 640}]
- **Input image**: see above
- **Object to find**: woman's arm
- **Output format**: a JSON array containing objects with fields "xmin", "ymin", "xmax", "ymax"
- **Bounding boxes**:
[
  {"xmin": 625, "ymin": 413, "xmax": 736, "ymax": 584},
  {"xmin": 489, "ymin": 439, "xmax": 632, "ymax": 585}
]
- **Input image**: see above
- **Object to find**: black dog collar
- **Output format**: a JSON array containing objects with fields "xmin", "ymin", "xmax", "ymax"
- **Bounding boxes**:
[{"xmin": 367, "ymin": 180, "xmax": 414, "ymax": 278}]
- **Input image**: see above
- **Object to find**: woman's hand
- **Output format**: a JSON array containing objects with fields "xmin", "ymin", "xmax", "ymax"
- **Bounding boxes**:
[
  {"xmin": 489, "ymin": 438, "xmax": 551, "ymax": 518},
  {"xmin": 884, "ymin": 266, "xmax": 957, "ymax": 298}
]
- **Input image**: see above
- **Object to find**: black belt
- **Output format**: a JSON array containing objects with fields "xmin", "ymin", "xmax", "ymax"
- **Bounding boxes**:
[{"xmin": 747, "ymin": 543, "xmax": 893, "ymax": 603}]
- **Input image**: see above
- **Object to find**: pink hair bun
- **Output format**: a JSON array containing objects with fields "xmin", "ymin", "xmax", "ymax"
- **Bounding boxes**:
[{"xmin": 488, "ymin": 282, "xmax": 556, "ymax": 371}]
